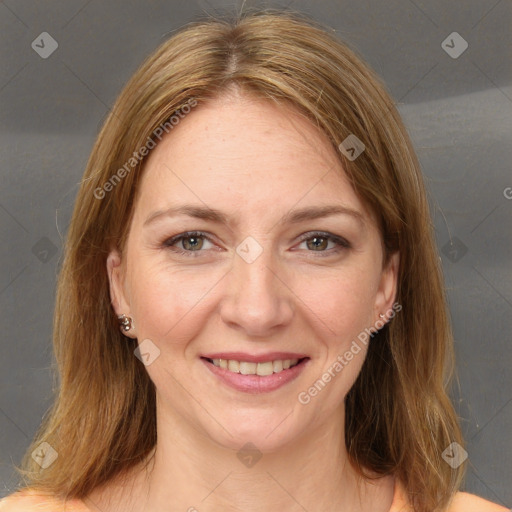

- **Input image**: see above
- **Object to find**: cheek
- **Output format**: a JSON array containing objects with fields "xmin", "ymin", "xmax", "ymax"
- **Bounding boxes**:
[
  {"xmin": 295, "ymin": 266, "xmax": 379, "ymax": 345},
  {"xmin": 127, "ymin": 260, "xmax": 222, "ymax": 345},
  {"xmin": 298, "ymin": 273, "xmax": 377, "ymax": 403}
]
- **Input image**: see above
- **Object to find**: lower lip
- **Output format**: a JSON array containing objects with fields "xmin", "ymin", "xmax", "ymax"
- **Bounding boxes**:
[{"xmin": 201, "ymin": 357, "xmax": 309, "ymax": 394}]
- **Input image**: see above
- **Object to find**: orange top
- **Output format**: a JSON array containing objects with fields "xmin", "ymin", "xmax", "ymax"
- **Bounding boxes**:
[{"xmin": 0, "ymin": 480, "xmax": 509, "ymax": 511}]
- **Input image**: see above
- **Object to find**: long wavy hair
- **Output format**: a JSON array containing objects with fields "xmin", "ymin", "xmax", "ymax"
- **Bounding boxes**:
[{"xmin": 15, "ymin": 9, "xmax": 465, "ymax": 512}]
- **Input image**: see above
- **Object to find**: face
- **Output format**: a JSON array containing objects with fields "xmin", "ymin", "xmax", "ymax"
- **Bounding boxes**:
[{"xmin": 107, "ymin": 93, "xmax": 399, "ymax": 452}]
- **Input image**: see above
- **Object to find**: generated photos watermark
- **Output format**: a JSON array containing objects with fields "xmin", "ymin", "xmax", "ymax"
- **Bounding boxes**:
[
  {"xmin": 298, "ymin": 301, "xmax": 402, "ymax": 405},
  {"xmin": 94, "ymin": 97, "xmax": 198, "ymax": 200}
]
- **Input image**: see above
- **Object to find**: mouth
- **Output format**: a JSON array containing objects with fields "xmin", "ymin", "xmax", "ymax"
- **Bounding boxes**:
[
  {"xmin": 200, "ymin": 354, "xmax": 310, "ymax": 394},
  {"xmin": 201, "ymin": 356, "xmax": 309, "ymax": 376}
]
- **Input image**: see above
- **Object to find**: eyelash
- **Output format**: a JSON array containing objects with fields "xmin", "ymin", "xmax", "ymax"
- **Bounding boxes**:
[{"xmin": 163, "ymin": 231, "xmax": 351, "ymax": 257}]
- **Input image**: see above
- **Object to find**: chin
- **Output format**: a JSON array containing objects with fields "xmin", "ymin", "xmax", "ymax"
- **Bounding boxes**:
[{"xmin": 202, "ymin": 407, "xmax": 304, "ymax": 454}]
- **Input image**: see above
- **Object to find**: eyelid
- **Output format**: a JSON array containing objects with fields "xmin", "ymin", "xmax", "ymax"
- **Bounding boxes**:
[
  {"xmin": 294, "ymin": 231, "xmax": 351, "ymax": 253},
  {"xmin": 163, "ymin": 230, "xmax": 350, "ymax": 257},
  {"xmin": 163, "ymin": 231, "xmax": 217, "ymax": 254}
]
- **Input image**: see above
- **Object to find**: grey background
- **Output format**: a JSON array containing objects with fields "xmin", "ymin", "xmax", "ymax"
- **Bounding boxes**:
[{"xmin": 1, "ymin": 0, "xmax": 511, "ymax": 506}]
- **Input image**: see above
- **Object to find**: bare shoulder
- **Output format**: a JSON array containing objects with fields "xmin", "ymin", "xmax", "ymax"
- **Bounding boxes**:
[
  {"xmin": 0, "ymin": 491, "xmax": 44, "ymax": 512},
  {"xmin": 449, "ymin": 491, "xmax": 509, "ymax": 512},
  {"xmin": 0, "ymin": 490, "xmax": 90, "ymax": 511}
]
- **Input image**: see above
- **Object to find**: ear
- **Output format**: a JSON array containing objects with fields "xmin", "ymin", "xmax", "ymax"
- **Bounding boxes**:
[
  {"xmin": 372, "ymin": 251, "xmax": 400, "ymax": 324},
  {"xmin": 107, "ymin": 248, "xmax": 137, "ymax": 338}
]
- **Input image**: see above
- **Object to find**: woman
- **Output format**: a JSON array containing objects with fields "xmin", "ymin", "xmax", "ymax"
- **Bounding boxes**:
[{"xmin": 0, "ymin": 9, "xmax": 508, "ymax": 512}]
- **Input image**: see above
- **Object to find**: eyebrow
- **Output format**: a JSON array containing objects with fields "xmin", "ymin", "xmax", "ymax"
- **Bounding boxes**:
[{"xmin": 143, "ymin": 204, "xmax": 365, "ymax": 228}]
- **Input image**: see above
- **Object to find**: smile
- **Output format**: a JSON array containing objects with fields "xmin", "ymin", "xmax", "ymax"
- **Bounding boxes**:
[
  {"xmin": 201, "ymin": 356, "xmax": 310, "ymax": 394},
  {"xmin": 206, "ymin": 357, "xmax": 303, "ymax": 376}
]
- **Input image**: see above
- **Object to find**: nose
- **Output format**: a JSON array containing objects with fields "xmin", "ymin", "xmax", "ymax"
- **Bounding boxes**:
[{"xmin": 219, "ymin": 243, "xmax": 294, "ymax": 337}]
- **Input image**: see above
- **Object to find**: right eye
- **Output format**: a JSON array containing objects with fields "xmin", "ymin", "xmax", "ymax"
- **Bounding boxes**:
[{"xmin": 163, "ymin": 231, "xmax": 216, "ymax": 256}]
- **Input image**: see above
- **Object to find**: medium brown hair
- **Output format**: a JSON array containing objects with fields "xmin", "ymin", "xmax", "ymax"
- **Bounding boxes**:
[{"xmin": 15, "ymin": 9, "xmax": 465, "ymax": 511}]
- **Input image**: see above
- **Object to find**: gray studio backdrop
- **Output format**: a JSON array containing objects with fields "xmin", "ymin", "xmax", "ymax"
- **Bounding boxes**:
[{"xmin": 1, "ymin": 0, "xmax": 511, "ymax": 505}]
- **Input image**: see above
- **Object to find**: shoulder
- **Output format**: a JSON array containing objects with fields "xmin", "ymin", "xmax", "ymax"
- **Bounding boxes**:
[
  {"xmin": 447, "ymin": 491, "xmax": 509, "ymax": 512},
  {"xmin": 0, "ymin": 490, "xmax": 90, "ymax": 512},
  {"xmin": 391, "ymin": 479, "xmax": 509, "ymax": 512}
]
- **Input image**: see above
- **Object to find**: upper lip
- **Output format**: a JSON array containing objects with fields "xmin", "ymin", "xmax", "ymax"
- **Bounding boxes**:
[{"xmin": 201, "ymin": 352, "xmax": 309, "ymax": 363}]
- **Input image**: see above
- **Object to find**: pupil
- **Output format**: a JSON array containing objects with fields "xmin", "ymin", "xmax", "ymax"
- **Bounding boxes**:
[
  {"xmin": 309, "ymin": 237, "xmax": 327, "ymax": 250},
  {"xmin": 184, "ymin": 236, "xmax": 202, "ymax": 250}
]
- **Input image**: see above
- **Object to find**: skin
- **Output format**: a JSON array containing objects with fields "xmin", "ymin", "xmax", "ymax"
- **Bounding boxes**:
[{"xmin": 91, "ymin": 91, "xmax": 400, "ymax": 512}]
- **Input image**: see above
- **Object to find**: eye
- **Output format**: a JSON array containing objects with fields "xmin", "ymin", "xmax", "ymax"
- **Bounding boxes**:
[
  {"xmin": 163, "ymin": 231, "xmax": 216, "ymax": 255},
  {"xmin": 162, "ymin": 230, "xmax": 350, "ymax": 258},
  {"xmin": 295, "ymin": 231, "xmax": 351, "ymax": 255}
]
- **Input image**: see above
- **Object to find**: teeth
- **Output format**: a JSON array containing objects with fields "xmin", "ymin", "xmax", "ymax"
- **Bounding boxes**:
[
  {"xmin": 227, "ymin": 360, "xmax": 239, "ymax": 372},
  {"xmin": 256, "ymin": 361, "xmax": 274, "ymax": 376},
  {"xmin": 210, "ymin": 357, "xmax": 301, "ymax": 375},
  {"xmin": 239, "ymin": 362, "xmax": 257, "ymax": 375},
  {"xmin": 273, "ymin": 360, "xmax": 283, "ymax": 372}
]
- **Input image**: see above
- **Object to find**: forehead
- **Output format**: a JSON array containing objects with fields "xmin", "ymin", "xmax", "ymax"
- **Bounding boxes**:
[{"xmin": 133, "ymin": 94, "xmax": 374, "ymax": 226}]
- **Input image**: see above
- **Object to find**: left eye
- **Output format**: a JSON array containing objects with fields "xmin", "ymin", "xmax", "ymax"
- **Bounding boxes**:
[{"xmin": 296, "ymin": 232, "xmax": 350, "ymax": 253}]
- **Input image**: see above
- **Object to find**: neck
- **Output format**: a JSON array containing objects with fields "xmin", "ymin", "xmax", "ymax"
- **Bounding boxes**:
[{"xmin": 85, "ymin": 401, "xmax": 393, "ymax": 512}]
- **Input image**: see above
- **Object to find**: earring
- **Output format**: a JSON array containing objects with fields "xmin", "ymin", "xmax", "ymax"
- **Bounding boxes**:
[
  {"xmin": 379, "ymin": 314, "xmax": 385, "ymax": 318},
  {"xmin": 118, "ymin": 314, "xmax": 133, "ymax": 332}
]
